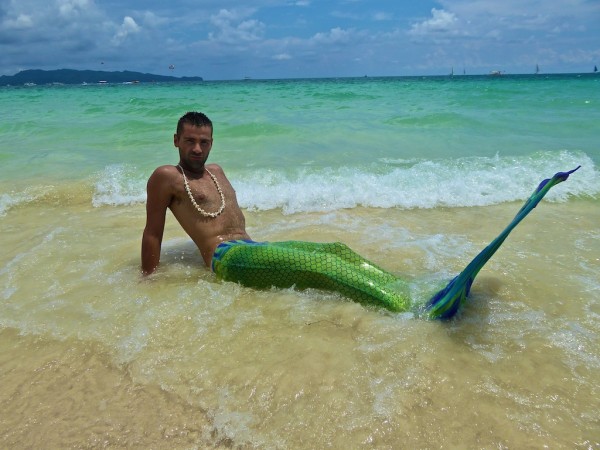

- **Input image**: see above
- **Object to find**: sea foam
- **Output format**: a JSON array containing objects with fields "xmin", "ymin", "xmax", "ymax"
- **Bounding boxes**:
[
  {"xmin": 234, "ymin": 150, "xmax": 598, "ymax": 214},
  {"xmin": 92, "ymin": 164, "xmax": 147, "ymax": 207},
  {"xmin": 90, "ymin": 150, "xmax": 598, "ymax": 212},
  {"xmin": 0, "ymin": 189, "xmax": 46, "ymax": 216}
]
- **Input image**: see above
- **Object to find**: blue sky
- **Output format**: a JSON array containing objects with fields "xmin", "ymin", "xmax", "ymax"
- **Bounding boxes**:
[{"xmin": 1, "ymin": 0, "xmax": 599, "ymax": 79}]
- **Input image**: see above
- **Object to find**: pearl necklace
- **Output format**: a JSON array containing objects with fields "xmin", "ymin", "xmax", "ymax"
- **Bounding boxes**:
[{"xmin": 177, "ymin": 164, "xmax": 225, "ymax": 218}]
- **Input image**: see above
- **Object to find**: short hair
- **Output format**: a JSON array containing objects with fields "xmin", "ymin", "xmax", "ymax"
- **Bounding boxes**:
[{"xmin": 176, "ymin": 111, "xmax": 213, "ymax": 136}]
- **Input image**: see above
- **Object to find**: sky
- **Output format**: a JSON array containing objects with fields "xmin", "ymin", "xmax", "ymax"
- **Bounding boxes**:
[{"xmin": 1, "ymin": 0, "xmax": 599, "ymax": 80}]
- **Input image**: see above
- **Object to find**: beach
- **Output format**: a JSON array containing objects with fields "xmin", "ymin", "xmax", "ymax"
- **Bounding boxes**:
[{"xmin": 1, "ymin": 75, "xmax": 599, "ymax": 448}]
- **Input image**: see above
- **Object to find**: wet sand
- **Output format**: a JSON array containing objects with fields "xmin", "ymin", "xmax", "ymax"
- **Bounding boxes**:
[{"xmin": 0, "ymin": 329, "xmax": 230, "ymax": 449}]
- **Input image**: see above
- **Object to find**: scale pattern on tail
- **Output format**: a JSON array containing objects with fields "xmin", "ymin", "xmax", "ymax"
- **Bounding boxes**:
[{"xmin": 213, "ymin": 240, "xmax": 411, "ymax": 311}]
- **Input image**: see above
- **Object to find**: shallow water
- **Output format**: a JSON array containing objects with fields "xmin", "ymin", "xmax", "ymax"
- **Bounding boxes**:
[{"xmin": 1, "ymin": 197, "xmax": 599, "ymax": 448}]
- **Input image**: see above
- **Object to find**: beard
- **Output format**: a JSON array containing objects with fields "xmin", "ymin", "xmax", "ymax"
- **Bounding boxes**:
[{"xmin": 182, "ymin": 154, "xmax": 208, "ymax": 172}]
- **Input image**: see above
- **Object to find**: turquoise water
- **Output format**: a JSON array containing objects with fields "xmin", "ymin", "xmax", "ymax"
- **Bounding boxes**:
[
  {"xmin": 1, "ymin": 75, "xmax": 599, "ymax": 448},
  {"xmin": 2, "ymin": 74, "xmax": 599, "ymax": 213}
]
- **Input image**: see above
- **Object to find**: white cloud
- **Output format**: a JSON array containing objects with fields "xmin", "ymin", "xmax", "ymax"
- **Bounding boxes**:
[
  {"xmin": 439, "ymin": 0, "xmax": 597, "ymax": 20},
  {"xmin": 3, "ymin": 14, "xmax": 34, "ymax": 30},
  {"xmin": 436, "ymin": 0, "xmax": 599, "ymax": 34},
  {"xmin": 0, "ymin": 0, "xmax": 105, "ymax": 46},
  {"xmin": 211, "ymin": 8, "xmax": 243, "ymax": 25},
  {"xmin": 58, "ymin": 0, "xmax": 92, "ymax": 19},
  {"xmin": 273, "ymin": 53, "xmax": 291, "ymax": 60},
  {"xmin": 208, "ymin": 9, "xmax": 265, "ymax": 44},
  {"xmin": 409, "ymin": 8, "xmax": 459, "ymax": 37},
  {"xmin": 311, "ymin": 27, "xmax": 354, "ymax": 45},
  {"xmin": 112, "ymin": 16, "xmax": 141, "ymax": 45},
  {"xmin": 139, "ymin": 11, "xmax": 168, "ymax": 28}
]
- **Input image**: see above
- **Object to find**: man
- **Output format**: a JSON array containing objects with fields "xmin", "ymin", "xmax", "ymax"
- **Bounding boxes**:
[
  {"xmin": 142, "ymin": 112, "xmax": 579, "ymax": 319},
  {"xmin": 142, "ymin": 111, "xmax": 411, "ymax": 313},
  {"xmin": 142, "ymin": 111, "xmax": 250, "ymax": 273}
]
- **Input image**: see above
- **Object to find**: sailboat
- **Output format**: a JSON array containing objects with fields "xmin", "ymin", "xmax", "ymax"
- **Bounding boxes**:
[
  {"xmin": 535, "ymin": 64, "xmax": 540, "ymax": 75},
  {"xmin": 595, "ymin": 65, "xmax": 598, "ymax": 73}
]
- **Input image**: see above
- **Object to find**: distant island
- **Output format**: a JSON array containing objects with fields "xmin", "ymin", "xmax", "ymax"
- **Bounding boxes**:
[{"xmin": 0, "ymin": 69, "xmax": 203, "ymax": 86}]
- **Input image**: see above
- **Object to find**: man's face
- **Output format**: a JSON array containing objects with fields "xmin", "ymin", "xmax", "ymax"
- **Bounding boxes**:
[{"xmin": 174, "ymin": 124, "xmax": 213, "ymax": 170}]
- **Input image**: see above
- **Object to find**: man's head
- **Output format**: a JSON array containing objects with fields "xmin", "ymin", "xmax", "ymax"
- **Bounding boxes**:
[
  {"xmin": 176, "ymin": 111, "xmax": 213, "ymax": 137},
  {"xmin": 174, "ymin": 112, "xmax": 214, "ymax": 171}
]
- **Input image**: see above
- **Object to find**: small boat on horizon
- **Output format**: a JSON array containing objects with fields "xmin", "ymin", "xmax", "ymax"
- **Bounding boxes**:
[{"xmin": 489, "ymin": 70, "xmax": 503, "ymax": 76}]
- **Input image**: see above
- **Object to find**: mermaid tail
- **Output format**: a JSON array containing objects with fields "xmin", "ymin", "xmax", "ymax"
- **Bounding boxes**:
[
  {"xmin": 213, "ymin": 240, "xmax": 411, "ymax": 312},
  {"xmin": 213, "ymin": 167, "xmax": 580, "ymax": 318},
  {"xmin": 425, "ymin": 166, "xmax": 581, "ymax": 320}
]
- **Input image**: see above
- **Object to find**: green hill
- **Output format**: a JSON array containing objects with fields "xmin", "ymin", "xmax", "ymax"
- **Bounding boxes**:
[{"xmin": 0, "ymin": 69, "xmax": 203, "ymax": 86}]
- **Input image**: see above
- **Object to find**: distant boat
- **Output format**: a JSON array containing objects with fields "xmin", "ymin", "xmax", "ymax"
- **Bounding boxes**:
[
  {"xmin": 450, "ymin": 67, "xmax": 454, "ymax": 76},
  {"xmin": 535, "ymin": 64, "xmax": 540, "ymax": 74},
  {"xmin": 595, "ymin": 65, "xmax": 598, "ymax": 73},
  {"xmin": 489, "ymin": 70, "xmax": 503, "ymax": 76}
]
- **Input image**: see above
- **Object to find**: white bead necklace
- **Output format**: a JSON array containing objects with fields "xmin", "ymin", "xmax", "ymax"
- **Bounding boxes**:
[{"xmin": 177, "ymin": 164, "xmax": 225, "ymax": 218}]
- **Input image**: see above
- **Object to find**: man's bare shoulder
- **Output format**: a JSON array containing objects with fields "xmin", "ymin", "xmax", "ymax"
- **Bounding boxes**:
[
  {"xmin": 206, "ymin": 163, "xmax": 235, "ymax": 186},
  {"xmin": 206, "ymin": 163, "xmax": 224, "ymax": 174},
  {"xmin": 147, "ymin": 164, "xmax": 181, "ymax": 187},
  {"xmin": 149, "ymin": 164, "xmax": 179, "ymax": 179},
  {"xmin": 146, "ymin": 165, "xmax": 180, "ymax": 201}
]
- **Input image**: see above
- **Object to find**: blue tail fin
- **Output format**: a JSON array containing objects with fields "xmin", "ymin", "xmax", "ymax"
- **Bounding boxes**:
[{"xmin": 425, "ymin": 166, "xmax": 581, "ymax": 320}]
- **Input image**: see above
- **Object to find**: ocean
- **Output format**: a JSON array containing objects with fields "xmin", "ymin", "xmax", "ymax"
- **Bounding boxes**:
[{"xmin": 1, "ymin": 74, "xmax": 599, "ymax": 448}]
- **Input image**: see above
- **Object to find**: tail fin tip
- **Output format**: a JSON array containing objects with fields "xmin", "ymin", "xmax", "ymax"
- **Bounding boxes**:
[{"xmin": 424, "ymin": 166, "xmax": 580, "ymax": 320}]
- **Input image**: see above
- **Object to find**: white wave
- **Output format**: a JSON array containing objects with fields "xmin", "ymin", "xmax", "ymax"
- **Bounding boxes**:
[
  {"xmin": 235, "ymin": 151, "xmax": 598, "ymax": 213},
  {"xmin": 90, "ymin": 151, "xmax": 598, "ymax": 212},
  {"xmin": 92, "ymin": 164, "xmax": 147, "ymax": 207},
  {"xmin": 0, "ymin": 188, "xmax": 47, "ymax": 216}
]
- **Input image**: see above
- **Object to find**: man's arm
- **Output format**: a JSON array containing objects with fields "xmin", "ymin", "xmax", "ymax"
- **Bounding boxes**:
[{"xmin": 141, "ymin": 167, "xmax": 173, "ymax": 275}]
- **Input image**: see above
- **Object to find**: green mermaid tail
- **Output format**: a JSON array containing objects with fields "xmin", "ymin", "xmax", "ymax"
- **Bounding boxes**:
[
  {"xmin": 425, "ymin": 166, "xmax": 581, "ymax": 319},
  {"xmin": 213, "ymin": 240, "xmax": 411, "ymax": 311},
  {"xmin": 212, "ymin": 167, "xmax": 580, "ymax": 319}
]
